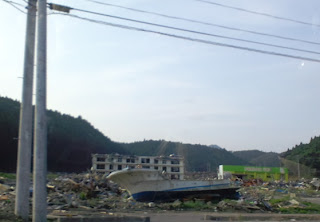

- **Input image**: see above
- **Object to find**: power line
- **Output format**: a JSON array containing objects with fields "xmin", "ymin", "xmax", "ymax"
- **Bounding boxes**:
[
  {"xmin": 1, "ymin": 0, "xmax": 27, "ymax": 14},
  {"xmin": 6, "ymin": 0, "xmax": 25, "ymax": 7},
  {"xmin": 20, "ymin": 0, "xmax": 36, "ymax": 7},
  {"xmin": 2, "ymin": 0, "xmax": 40, "ymax": 16},
  {"xmin": 60, "ymin": 5, "xmax": 320, "ymax": 55},
  {"xmin": 196, "ymin": 0, "xmax": 320, "ymax": 28},
  {"xmin": 52, "ymin": 12, "xmax": 320, "ymax": 63},
  {"xmin": 84, "ymin": 0, "xmax": 320, "ymax": 46}
]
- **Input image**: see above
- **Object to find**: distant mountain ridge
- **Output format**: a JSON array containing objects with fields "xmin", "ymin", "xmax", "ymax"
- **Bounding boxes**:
[
  {"xmin": 121, "ymin": 140, "xmax": 249, "ymax": 172},
  {"xmin": 232, "ymin": 150, "xmax": 281, "ymax": 167},
  {"xmin": 1, "ymin": 96, "xmax": 318, "ymax": 174},
  {"xmin": 0, "ymin": 96, "xmax": 251, "ymax": 172},
  {"xmin": 208, "ymin": 144, "xmax": 224, "ymax": 149}
]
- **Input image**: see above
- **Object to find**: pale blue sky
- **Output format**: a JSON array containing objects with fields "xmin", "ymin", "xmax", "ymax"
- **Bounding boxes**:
[{"xmin": 1, "ymin": 0, "xmax": 320, "ymax": 152}]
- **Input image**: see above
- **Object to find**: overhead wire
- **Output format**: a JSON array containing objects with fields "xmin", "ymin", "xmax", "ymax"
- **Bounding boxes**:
[
  {"xmin": 196, "ymin": 0, "xmax": 320, "ymax": 28},
  {"xmin": 20, "ymin": 0, "xmax": 36, "ymax": 8},
  {"xmin": 51, "ymin": 12, "xmax": 320, "ymax": 63},
  {"xmin": 3, "ymin": 0, "xmax": 46, "ymax": 16},
  {"xmin": 56, "ymin": 5, "xmax": 320, "ymax": 55},
  {"xmin": 1, "ymin": 0, "xmax": 27, "ymax": 14},
  {"xmin": 5, "ymin": 0, "xmax": 25, "ymax": 7},
  {"xmin": 84, "ymin": 0, "xmax": 320, "ymax": 46}
]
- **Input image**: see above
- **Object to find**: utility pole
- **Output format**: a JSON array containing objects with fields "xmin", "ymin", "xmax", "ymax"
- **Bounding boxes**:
[
  {"xmin": 297, "ymin": 155, "xmax": 300, "ymax": 180},
  {"xmin": 15, "ymin": 0, "xmax": 37, "ymax": 220},
  {"xmin": 33, "ymin": 0, "xmax": 47, "ymax": 221}
]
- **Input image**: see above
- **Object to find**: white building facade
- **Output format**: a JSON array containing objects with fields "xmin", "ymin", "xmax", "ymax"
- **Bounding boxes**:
[{"xmin": 92, "ymin": 154, "xmax": 185, "ymax": 180}]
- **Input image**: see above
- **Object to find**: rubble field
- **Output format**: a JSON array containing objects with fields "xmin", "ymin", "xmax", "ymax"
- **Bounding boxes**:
[{"xmin": 1, "ymin": 172, "xmax": 320, "ymax": 221}]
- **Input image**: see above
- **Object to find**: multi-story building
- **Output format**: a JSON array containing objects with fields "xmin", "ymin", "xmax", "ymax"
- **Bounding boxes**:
[{"xmin": 92, "ymin": 154, "xmax": 185, "ymax": 180}]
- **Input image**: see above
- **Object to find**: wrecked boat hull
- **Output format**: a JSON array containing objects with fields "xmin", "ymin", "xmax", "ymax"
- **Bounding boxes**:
[
  {"xmin": 132, "ymin": 188, "xmax": 239, "ymax": 202},
  {"xmin": 107, "ymin": 168, "xmax": 239, "ymax": 202}
]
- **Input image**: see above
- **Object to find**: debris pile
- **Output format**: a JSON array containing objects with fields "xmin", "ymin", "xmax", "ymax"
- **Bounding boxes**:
[
  {"xmin": 1, "ymin": 173, "xmax": 320, "ymax": 217},
  {"xmin": 228, "ymin": 179, "xmax": 320, "ymax": 213},
  {"xmin": 46, "ymin": 173, "xmax": 128, "ymax": 211},
  {"xmin": 0, "ymin": 176, "xmax": 20, "ymax": 221},
  {"xmin": 310, "ymin": 178, "xmax": 320, "ymax": 191}
]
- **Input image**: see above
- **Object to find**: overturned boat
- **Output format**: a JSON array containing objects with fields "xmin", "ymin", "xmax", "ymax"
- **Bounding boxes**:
[{"xmin": 107, "ymin": 168, "xmax": 239, "ymax": 202}]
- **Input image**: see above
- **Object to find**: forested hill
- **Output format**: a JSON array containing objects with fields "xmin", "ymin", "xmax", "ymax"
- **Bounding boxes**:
[
  {"xmin": 232, "ymin": 150, "xmax": 281, "ymax": 167},
  {"xmin": 0, "ymin": 97, "xmax": 20, "ymax": 172},
  {"xmin": 281, "ymin": 136, "xmax": 320, "ymax": 175},
  {"xmin": 0, "ymin": 96, "xmax": 267, "ymax": 173},
  {"xmin": 2, "ymin": 96, "xmax": 319, "ymax": 174},
  {"xmin": 121, "ymin": 140, "xmax": 249, "ymax": 172},
  {"xmin": 0, "ymin": 96, "xmax": 127, "ymax": 172}
]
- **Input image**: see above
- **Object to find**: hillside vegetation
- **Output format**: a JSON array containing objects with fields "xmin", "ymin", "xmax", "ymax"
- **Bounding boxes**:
[
  {"xmin": 0, "ymin": 96, "xmax": 250, "ymax": 173},
  {"xmin": 0, "ymin": 96, "xmax": 127, "ymax": 172},
  {"xmin": 1, "ymin": 96, "xmax": 319, "ymax": 175},
  {"xmin": 0, "ymin": 97, "xmax": 20, "ymax": 172},
  {"xmin": 281, "ymin": 137, "xmax": 320, "ymax": 176},
  {"xmin": 232, "ymin": 150, "xmax": 281, "ymax": 167},
  {"xmin": 121, "ymin": 140, "xmax": 249, "ymax": 172}
]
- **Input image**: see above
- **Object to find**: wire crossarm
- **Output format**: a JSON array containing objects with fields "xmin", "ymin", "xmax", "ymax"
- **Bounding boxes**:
[{"xmin": 48, "ymin": 3, "xmax": 71, "ymax": 13}]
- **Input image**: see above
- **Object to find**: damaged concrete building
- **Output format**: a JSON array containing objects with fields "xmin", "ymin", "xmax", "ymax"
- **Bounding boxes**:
[{"xmin": 92, "ymin": 154, "xmax": 185, "ymax": 179}]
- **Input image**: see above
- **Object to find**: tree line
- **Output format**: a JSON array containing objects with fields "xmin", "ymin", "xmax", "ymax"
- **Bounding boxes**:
[{"xmin": 1, "ymin": 96, "xmax": 318, "ymax": 174}]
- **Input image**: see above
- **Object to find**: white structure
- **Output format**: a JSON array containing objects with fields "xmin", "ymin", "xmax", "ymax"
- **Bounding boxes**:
[{"xmin": 92, "ymin": 154, "xmax": 185, "ymax": 180}]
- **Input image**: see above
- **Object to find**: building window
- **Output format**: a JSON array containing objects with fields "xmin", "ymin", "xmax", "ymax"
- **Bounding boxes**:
[
  {"xmin": 154, "ymin": 166, "xmax": 158, "ymax": 170},
  {"xmin": 109, "ymin": 165, "xmax": 113, "ymax": 170},
  {"xmin": 171, "ymin": 174, "xmax": 180, "ymax": 180},
  {"xmin": 142, "ymin": 165, "xmax": 150, "ymax": 169},
  {"xmin": 118, "ymin": 165, "xmax": 122, "ymax": 170},
  {"xmin": 97, "ymin": 157, "xmax": 105, "ymax": 162},
  {"xmin": 141, "ymin": 158, "xmax": 150, "ymax": 163},
  {"xmin": 171, "ymin": 167, "xmax": 180, "ymax": 172},
  {"xmin": 97, "ymin": 164, "xmax": 105, "ymax": 169},
  {"xmin": 163, "ymin": 166, "xmax": 167, "ymax": 172},
  {"xmin": 154, "ymin": 159, "xmax": 159, "ymax": 164},
  {"xmin": 162, "ymin": 160, "xmax": 167, "ymax": 164},
  {"xmin": 171, "ymin": 160, "xmax": 180, "ymax": 165},
  {"xmin": 117, "ymin": 157, "xmax": 122, "ymax": 163},
  {"xmin": 126, "ymin": 158, "xmax": 135, "ymax": 163}
]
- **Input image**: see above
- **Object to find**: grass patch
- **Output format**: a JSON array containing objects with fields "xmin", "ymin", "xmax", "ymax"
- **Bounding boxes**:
[
  {"xmin": 0, "ymin": 172, "xmax": 16, "ymax": 180},
  {"xmin": 79, "ymin": 192, "xmax": 87, "ymax": 200},
  {"xmin": 304, "ymin": 188, "xmax": 319, "ymax": 196},
  {"xmin": 275, "ymin": 199, "xmax": 320, "ymax": 214},
  {"xmin": 181, "ymin": 200, "xmax": 209, "ymax": 210},
  {"xmin": 278, "ymin": 203, "xmax": 320, "ymax": 214},
  {"xmin": 47, "ymin": 173, "xmax": 59, "ymax": 180},
  {"xmin": 269, "ymin": 195, "xmax": 290, "ymax": 205}
]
